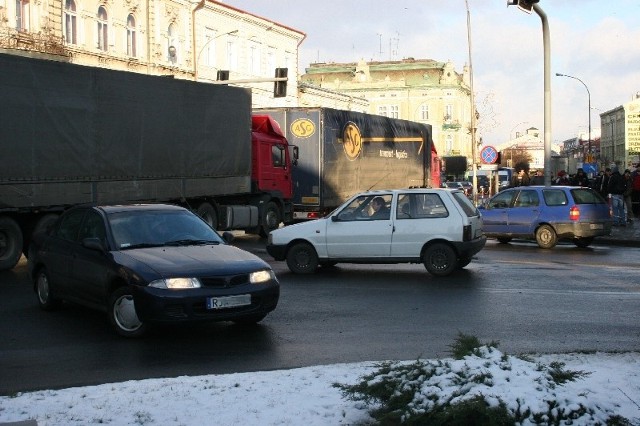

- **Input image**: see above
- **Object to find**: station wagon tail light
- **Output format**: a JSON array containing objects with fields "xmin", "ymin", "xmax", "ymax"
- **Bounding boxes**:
[
  {"xmin": 462, "ymin": 224, "xmax": 472, "ymax": 241},
  {"xmin": 569, "ymin": 205, "xmax": 580, "ymax": 221}
]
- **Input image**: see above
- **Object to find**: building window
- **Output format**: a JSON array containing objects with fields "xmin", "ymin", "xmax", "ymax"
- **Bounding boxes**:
[
  {"xmin": 378, "ymin": 106, "xmax": 388, "ymax": 117},
  {"xmin": 168, "ymin": 23, "xmax": 177, "ymax": 63},
  {"xmin": 266, "ymin": 49, "xmax": 275, "ymax": 76},
  {"xmin": 203, "ymin": 28, "xmax": 216, "ymax": 67},
  {"xmin": 126, "ymin": 14, "xmax": 136, "ymax": 57},
  {"xmin": 390, "ymin": 105, "xmax": 399, "ymax": 119},
  {"xmin": 97, "ymin": 6, "xmax": 108, "ymax": 51},
  {"xmin": 445, "ymin": 104, "xmax": 453, "ymax": 121},
  {"xmin": 64, "ymin": 0, "xmax": 77, "ymax": 44},
  {"xmin": 226, "ymin": 38, "xmax": 237, "ymax": 70},
  {"xmin": 446, "ymin": 135, "xmax": 453, "ymax": 154},
  {"xmin": 16, "ymin": 0, "xmax": 30, "ymax": 31},
  {"xmin": 249, "ymin": 41, "xmax": 261, "ymax": 75},
  {"xmin": 420, "ymin": 104, "xmax": 429, "ymax": 121}
]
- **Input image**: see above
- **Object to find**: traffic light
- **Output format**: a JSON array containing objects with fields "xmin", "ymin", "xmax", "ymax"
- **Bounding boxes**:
[
  {"xmin": 273, "ymin": 67, "xmax": 288, "ymax": 98},
  {"xmin": 216, "ymin": 70, "xmax": 229, "ymax": 81}
]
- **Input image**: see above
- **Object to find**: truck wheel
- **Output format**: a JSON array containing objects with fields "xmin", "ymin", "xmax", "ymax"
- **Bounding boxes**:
[
  {"xmin": 286, "ymin": 242, "xmax": 319, "ymax": 274},
  {"xmin": 260, "ymin": 201, "xmax": 281, "ymax": 238},
  {"xmin": 196, "ymin": 202, "xmax": 218, "ymax": 230},
  {"xmin": 0, "ymin": 216, "xmax": 23, "ymax": 271},
  {"xmin": 108, "ymin": 287, "xmax": 147, "ymax": 338},
  {"xmin": 535, "ymin": 224, "xmax": 557, "ymax": 249},
  {"xmin": 35, "ymin": 268, "xmax": 62, "ymax": 310},
  {"xmin": 423, "ymin": 243, "xmax": 457, "ymax": 276}
]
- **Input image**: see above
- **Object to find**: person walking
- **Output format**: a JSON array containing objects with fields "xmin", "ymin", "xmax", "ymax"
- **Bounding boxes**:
[
  {"xmin": 631, "ymin": 165, "xmax": 640, "ymax": 217},
  {"xmin": 571, "ymin": 168, "xmax": 590, "ymax": 187},
  {"xmin": 596, "ymin": 168, "xmax": 612, "ymax": 199},
  {"xmin": 608, "ymin": 165, "xmax": 626, "ymax": 226},
  {"xmin": 511, "ymin": 167, "xmax": 530, "ymax": 187},
  {"xmin": 623, "ymin": 169, "xmax": 634, "ymax": 223}
]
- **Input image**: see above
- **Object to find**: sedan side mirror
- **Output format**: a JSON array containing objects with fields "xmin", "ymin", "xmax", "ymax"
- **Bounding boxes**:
[{"xmin": 82, "ymin": 237, "xmax": 107, "ymax": 253}]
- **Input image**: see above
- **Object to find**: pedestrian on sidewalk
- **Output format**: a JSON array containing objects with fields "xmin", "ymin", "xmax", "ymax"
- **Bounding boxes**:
[
  {"xmin": 631, "ymin": 165, "xmax": 640, "ymax": 216},
  {"xmin": 608, "ymin": 165, "xmax": 626, "ymax": 226},
  {"xmin": 623, "ymin": 169, "xmax": 634, "ymax": 223}
]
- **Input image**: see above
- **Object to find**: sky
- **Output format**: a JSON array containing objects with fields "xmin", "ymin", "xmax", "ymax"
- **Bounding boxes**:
[
  {"xmin": 1, "ymin": 349, "xmax": 638, "ymax": 425},
  {"xmin": 222, "ymin": 0, "xmax": 640, "ymax": 147}
]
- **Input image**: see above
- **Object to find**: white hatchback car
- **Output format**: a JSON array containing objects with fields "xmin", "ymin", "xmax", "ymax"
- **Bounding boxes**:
[{"xmin": 266, "ymin": 189, "xmax": 486, "ymax": 276}]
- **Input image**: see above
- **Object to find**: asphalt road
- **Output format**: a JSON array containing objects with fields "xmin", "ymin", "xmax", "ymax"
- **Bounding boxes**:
[{"xmin": 1, "ymin": 237, "xmax": 639, "ymax": 395}]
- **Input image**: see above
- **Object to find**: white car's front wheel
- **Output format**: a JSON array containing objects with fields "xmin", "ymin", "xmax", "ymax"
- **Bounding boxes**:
[{"xmin": 286, "ymin": 242, "xmax": 319, "ymax": 274}]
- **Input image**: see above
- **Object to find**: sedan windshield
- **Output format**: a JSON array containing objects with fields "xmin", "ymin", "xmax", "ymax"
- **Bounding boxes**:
[{"xmin": 108, "ymin": 210, "xmax": 223, "ymax": 249}]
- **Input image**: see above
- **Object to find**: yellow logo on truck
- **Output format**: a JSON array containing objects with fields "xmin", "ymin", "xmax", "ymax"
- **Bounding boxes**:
[
  {"xmin": 342, "ymin": 122, "xmax": 362, "ymax": 161},
  {"xmin": 290, "ymin": 118, "xmax": 315, "ymax": 138}
]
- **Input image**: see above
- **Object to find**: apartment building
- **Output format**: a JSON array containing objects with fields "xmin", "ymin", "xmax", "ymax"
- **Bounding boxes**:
[
  {"xmin": 0, "ymin": 0, "xmax": 304, "ymax": 107},
  {"xmin": 300, "ymin": 58, "xmax": 475, "ymax": 161}
]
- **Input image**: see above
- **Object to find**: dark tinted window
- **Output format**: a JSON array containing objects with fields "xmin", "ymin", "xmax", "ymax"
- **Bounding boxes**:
[
  {"xmin": 53, "ymin": 209, "xmax": 87, "ymax": 242},
  {"xmin": 78, "ymin": 211, "xmax": 106, "ymax": 241}
]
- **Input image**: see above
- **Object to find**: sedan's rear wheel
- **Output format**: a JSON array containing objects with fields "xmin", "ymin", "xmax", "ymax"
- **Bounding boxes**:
[
  {"xmin": 573, "ymin": 237, "xmax": 594, "ymax": 248},
  {"xmin": 535, "ymin": 224, "xmax": 557, "ymax": 249},
  {"xmin": 108, "ymin": 287, "xmax": 147, "ymax": 338},
  {"xmin": 36, "ymin": 268, "xmax": 61, "ymax": 310},
  {"xmin": 423, "ymin": 243, "xmax": 457, "ymax": 276},
  {"xmin": 286, "ymin": 242, "xmax": 318, "ymax": 274}
]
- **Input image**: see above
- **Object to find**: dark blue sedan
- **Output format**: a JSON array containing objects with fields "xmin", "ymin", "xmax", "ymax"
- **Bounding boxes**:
[
  {"xmin": 27, "ymin": 204, "xmax": 279, "ymax": 337},
  {"xmin": 479, "ymin": 186, "xmax": 612, "ymax": 248}
]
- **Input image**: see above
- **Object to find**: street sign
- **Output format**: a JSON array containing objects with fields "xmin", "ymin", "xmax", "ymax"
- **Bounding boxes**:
[{"xmin": 480, "ymin": 145, "xmax": 499, "ymax": 164}]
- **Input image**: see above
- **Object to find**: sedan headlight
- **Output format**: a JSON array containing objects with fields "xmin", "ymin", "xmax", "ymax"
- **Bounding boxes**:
[
  {"xmin": 149, "ymin": 278, "xmax": 202, "ymax": 289},
  {"xmin": 249, "ymin": 269, "xmax": 275, "ymax": 284}
]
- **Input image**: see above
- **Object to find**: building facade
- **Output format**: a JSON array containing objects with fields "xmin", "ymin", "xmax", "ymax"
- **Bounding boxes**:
[
  {"xmin": 0, "ymin": 0, "xmax": 305, "ymax": 107},
  {"xmin": 300, "ymin": 58, "xmax": 475, "ymax": 163},
  {"xmin": 600, "ymin": 95, "xmax": 640, "ymax": 170}
]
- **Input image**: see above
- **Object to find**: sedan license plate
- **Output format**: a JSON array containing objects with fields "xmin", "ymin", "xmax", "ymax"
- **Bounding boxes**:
[
  {"xmin": 206, "ymin": 294, "xmax": 251, "ymax": 310},
  {"xmin": 589, "ymin": 223, "xmax": 604, "ymax": 230}
]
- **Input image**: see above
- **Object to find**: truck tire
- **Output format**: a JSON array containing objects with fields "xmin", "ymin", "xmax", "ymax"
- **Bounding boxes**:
[
  {"xmin": 260, "ymin": 201, "xmax": 281, "ymax": 238},
  {"xmin": 0, "ymin": 216, "xmax": 23, "ymax": 271},
  {"xmin": 196, "ymin": 202, "xmax": 218, "ymax": 230}
]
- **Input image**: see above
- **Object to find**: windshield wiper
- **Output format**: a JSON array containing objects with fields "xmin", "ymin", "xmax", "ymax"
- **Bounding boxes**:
[
  {"xmin": 164, "ymin": 239, "xmax": 221, "ymax": 246},
  {"xmin": 120, "ymin": 242, "xmax": 165, "ymax": 250}
]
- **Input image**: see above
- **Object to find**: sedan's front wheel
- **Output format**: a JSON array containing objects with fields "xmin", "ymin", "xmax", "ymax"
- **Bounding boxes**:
[
  {"xmin": 286, "ymin": 242, "xmax": 319, "ymax": 274},
  {"xmin": 423, "ymin": 243, "xmax": 457, "ymax": 276},
  {"xmin": 108, "ymin": 287, "xmax": 147, "ymax": 338}
]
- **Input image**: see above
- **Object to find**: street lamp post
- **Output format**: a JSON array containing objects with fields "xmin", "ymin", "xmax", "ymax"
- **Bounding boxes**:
[
  {"xmin": 556, "ymin": 73, "xmax": 591, "ymax": 162},
  {"xmin": 194, "ymin": 30, "xmax": 238, "ymax": 81}
]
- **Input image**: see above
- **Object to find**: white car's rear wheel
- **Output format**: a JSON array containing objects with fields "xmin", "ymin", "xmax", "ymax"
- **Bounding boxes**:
[{"xmin": 423, "ymin": 243, "xmax": 457, "ymax": 276}]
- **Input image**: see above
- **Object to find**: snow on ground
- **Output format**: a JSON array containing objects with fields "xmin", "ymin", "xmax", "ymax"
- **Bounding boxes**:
[{"xmin": 0, "ymin": 351, "xmax": 639, "ymax": 425}]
